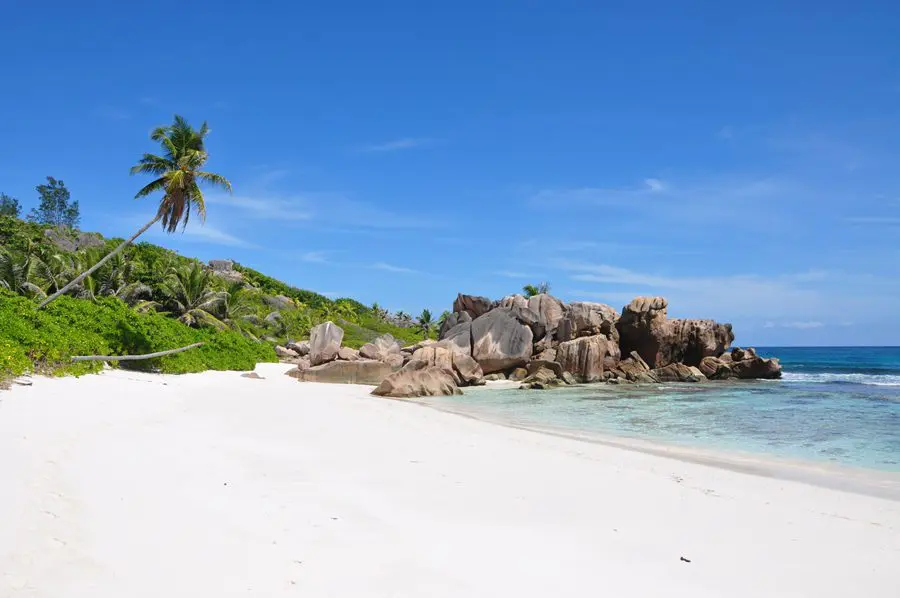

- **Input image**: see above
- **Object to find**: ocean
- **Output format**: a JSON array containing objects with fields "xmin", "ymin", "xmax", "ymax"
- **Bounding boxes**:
[{"xmin": 422, "ymin": 347, "xmax": 900, "ymax": 472}]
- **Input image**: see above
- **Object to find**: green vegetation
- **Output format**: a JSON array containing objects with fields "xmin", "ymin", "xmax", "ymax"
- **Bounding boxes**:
[
  {"xmin": 1, "ymin": 115, "xmax": 437, "ymax": 384},
  {"xmin": 0, "ymin": 289, "xmax": 275, "ymax": 379},
  {"xmin": 40, "ymin": 115, "xmax": 231, "ymax": 308},
  {"xmin": 28, "ymin": 177, "xmax": 79, "ymax": 229},
  {"xmin": 0, "ymin": 193, "xmax": 21, "ymax": 218},
  {"xmin": 522, "ymin": 282, "xmax": 551, "ymax": 298}
]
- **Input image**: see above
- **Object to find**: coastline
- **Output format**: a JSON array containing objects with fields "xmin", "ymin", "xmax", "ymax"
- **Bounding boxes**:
[
  {"xmin": 2, "ymin": 364, "xmax": 899, "ymax": 596},
  {"xmin": 414, "ymin": 392, "xmax": 900, "ymax": 501}
]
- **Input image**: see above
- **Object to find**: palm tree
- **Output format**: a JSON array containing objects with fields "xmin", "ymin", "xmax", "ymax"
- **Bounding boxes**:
[
  {"xmin": 371, "ymin": 302, "xmax": 389, "ymax": 321},
  {"xmin": 437, "ymin": 310, "xmax": 451, "ymax": 332},
  {"xmin": 220, "ymin": 281, "xmax": 259, "ymax": 338},
  {"xmin": 161, "ymin": 263, "xmax": 226, "ymax": 328},
  {"xmin": 394, "ymin": 310, "xmax": 413, "ymax": 327},
  {"xmin": 38, "ymin": 115, "xmax": 232, "ymax": 308},
  {"xmin": 0, "ymin": 249, "xmax": 46, "ymax": 298},
  {"xmin": 416, "ymin": 309, "xmax": 435, "ymax": 338},
  {"xmin": 522, "ymin": 282, "xmax": 551, "ymax": 298}
]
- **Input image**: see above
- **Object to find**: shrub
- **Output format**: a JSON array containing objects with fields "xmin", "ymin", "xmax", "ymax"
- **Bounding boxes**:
[{"xmin": 0, "ymin": 290, "xmax": 276, "ymax": 382}]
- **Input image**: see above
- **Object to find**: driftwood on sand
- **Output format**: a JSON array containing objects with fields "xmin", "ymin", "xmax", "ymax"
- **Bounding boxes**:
[{"xmin": 71, "ymin": 342, "xmax": 205, "ymax": 362}]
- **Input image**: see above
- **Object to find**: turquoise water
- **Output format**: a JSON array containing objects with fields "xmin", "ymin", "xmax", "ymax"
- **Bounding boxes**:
[{"xmin": 423, "ymin": 347, "xmax": 900, "ymax": 472}]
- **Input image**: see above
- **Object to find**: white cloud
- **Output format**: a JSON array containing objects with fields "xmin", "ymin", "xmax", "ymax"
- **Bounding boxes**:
[
  {"xmin": 179, "ymin": 225, "xmax": 257, "ymax": 248},
  {"xmin": 206, "ymin": 194, "xmax": 312, "ymax": 221},
  {"xmin": 782, "ymin": 321, "xmax": 825, "ymax": 329},
  {"xmin": 372, "ymin": 262, "xmax": 419, "ymax": 274},
  {"xmin": 207, "ymin": 193, "xmax": 438, "ymax": 229},
  {"xmin": 300, "ymin": 251, "xmax": 329, "ymax": 263},
  {"xmin": 359, "ymin": 138, "xmax": 431, "ymax": 152}
]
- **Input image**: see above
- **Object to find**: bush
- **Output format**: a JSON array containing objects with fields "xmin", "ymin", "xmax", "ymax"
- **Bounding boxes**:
[{"xmin": 0, "ymin": 290, "xmax": 276, "ymax": 381}]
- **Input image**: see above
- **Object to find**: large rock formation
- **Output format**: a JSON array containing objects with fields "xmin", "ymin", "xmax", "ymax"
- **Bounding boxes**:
[
  {"xmin": 440, "ymin": 321, "xmax": 473, "ymax": 356},
  {"xmin": 409, "ymin": 345, "xmax": 485, "ymax": 386},
  {"xmin": 557, "ymin": 335, "xmax": 618, "ymax": 382},
  {"xmin": 372, "ymin": 361, "xmax": 462, "ymax": 398},
  {"xmin": 470, "ymin": 308, "xmax": 534, "ymax": 373},
  {"xmin": 616, "ymin": 297, "xmax": 733, "ymax": 368},
  {"xmin": 438, "ymin": 311, "xmax": 472, "ymax": 338},
  {"xmin": 452, "ymin": 294, "xmax": 494, "ymax": 319},
  {"xmin": 526, "ymin": 294, "xmax": 566, "ymax": 336},
  {"xmin": 289, "ymin": 360, "xmax": 396, "ymax": 385},
  {"xmin": 651, "ymin": 363, "xmax": 706, "ymax": 383},
  {"xmin": 309, "ymin": 321, "xmax": 344, "ymax": 366},
  {"xmin": 359, "ymin": 333, "xmax": 402, "ymax": 362},
  {"xmin": 556, "ymin": 301, "xmax": 619, "ymax": 343}
]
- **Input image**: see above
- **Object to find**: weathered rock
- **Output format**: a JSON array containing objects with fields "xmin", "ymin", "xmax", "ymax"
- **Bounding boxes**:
[
  {"xmin": 507, "ymin": 305, "xmax": 547, "ymax": 339},
  {"xmin": 207, "ymin": 259, "xmax": 244, "ymax": 283},
  {"xmin": 651, "ymin": 363, "xmax": 707, "ymax": 383},
  {"xmin": 556, "ymin": 335, "xmax": 617, "ymax": 383},
  {"xmin": 557, "ymin": 301, "xmax": 619, "ymax": 342},
  {"xmin": 731, "ymin": 347, "xmax": 758, "ymax": 362},
  {"xmin": 275, "ymin": 345, "xmax": 299, "ymax": 359},
  {"xmin": 439, "ymin": 311, "xmax": 472, "ymax": 339},
  {"xmin": 286, "ymin": 340, "xmax": 310, "ymax": 356},
  {"xmin": 309, "ymin": 321, "xmax": 344, "ymax": 366},
  {"xmin": 617, "ymin": 297, "xmax": 733, "ymax": 368},
  {"xmin": 452, "ymin": 293, "xmax": 494, "ymax": 319},
  {"xmin": 264, "ymin": 295, "xmax": 295, "ymax": 311},
  {"xmin": 615, "ymin": 351, "xmax": 651, "ymax": 381},
  {"xmin": 264, "ymin": 311, "xmax": 282, "ymax": 325},
  {"xmin": 241, "ymin": 372, "xmax": 264, "ymax": 379},
  {"xmin": 45, "ymin": 228, "xmax": 104, "ymax": 253},
  {"xmin": 337, "ymin": 347, "xmax": 360, "ymax": 361},
  {"xmin": 440, "ymin": 322, "xmax": 473, "ymax": 356},
  {"xmin": 483, "ymin": 373, "xmax": 507, "ymax": 381},
  {"xmin": 536, "ymin": 347, "xmax": 557, "ymax": 362},
  {"xmin": 497, "ymin": 294, "xmax": 529, "ymax": 310},
  {"xmin": 526, "ymin": 294, "xmax": 566, "ymax": 335},
  {"xmin": 632, "ymin": 372, "xmax": 660, "ymax": 384},
  {"xmin": 660, "ymin": 319, "xmax": 734, "ymax": 367},
  {"xmin": 292, "ymin": 359, "xmax": 396, "ymax": 385},
  {"xmin": 520, "ymin": 361, "xmax": 566, "ymax": 390},
  {"xmin": 509, "ymin": 367, "xmax": 528, "ymax": 381},
  {"xmin": 731, "ymin": 356, "xmax": 782, "ymax": 379},
  {"xmin": 471, "ymin": 309, "xmax": 534, "ymax": 373},
  {"xmin": 359, "ymin": 333, "xmax": 402, "ymax": 362},
  {"xmin": 526, "ymin": 359, "xmax": 565, "ymax": 379},
  {"xmin": 372, "ymin": 361, "xmax": 462, "ymax": 397},
  {"xmin": 699, "ymin": 356, "xmax": 735, "ymax": 379},
  {"xmin": 409, "ymin": 345, "xmax": 484, "ymax": 386},
  {"xmin": 401, "ymin": 339, "xmax": 436, "ymax": 354}
]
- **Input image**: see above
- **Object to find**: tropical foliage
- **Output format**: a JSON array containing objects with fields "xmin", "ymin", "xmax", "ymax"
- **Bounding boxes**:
[
  {"xmin": 0, "ymin": 193, "xmax": 20, "ymax": 218},
  {"xmin": 28, "ymin": 177, "xmax": 79, "ymax": 229},
  {"xmin": 522, "ymin": 282, "xmax": 551, "ymax": 297}
]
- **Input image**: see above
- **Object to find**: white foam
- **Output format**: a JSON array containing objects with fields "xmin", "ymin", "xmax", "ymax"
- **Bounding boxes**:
[{"xmin": 782, "ymin": 372, "xmax": 900, "ymax": 386}]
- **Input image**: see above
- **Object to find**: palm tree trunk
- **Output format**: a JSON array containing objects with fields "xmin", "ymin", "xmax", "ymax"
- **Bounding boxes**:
[{"xmin": 37, "ymin": 213, "xmax": 162, "ymax": 309}]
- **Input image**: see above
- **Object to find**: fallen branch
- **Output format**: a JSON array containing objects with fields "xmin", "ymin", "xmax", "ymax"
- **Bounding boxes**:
[{"xmin": 71, "ymin": 342, "xmax": 205, "ymax": 362}]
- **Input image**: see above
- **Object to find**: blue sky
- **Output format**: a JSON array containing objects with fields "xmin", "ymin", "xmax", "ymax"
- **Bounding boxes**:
[{"xmin": 1, "ymin": 1, "xmax": 898, "ymax": 345}]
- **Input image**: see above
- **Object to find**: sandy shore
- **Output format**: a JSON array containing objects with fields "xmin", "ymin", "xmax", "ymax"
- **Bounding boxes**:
[{"xmin": 2, "ymin": 364, "xmax": 899, "ymax": 597}]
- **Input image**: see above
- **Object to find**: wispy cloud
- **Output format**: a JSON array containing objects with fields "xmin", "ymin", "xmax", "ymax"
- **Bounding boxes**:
[
  {"xmin": 300, "ymin": 251, "xmax": 329, "ymax": 263},
  {"xmin": 206, "ymin": 194, "xmax": 313, "ymax": 221},
  {"xmin": 179, "ymin": 225, "xmax": 257, "ymax": 248},
  {"xmin": 764, "ymin": 321, "xmax": 825, "ymax": 329},
  {"xmin": 372, "ymin": 262, "xmax": 419, "ymax": 274},
  {"xmin": 359, "ymin": 138, "xmax": 431, "ymax": 152},
  {"xmin": 207, "ymin": 192, "xmax": 438, "ymax": 229},
  {"xmin": 644, "ymin": 178, "xmax": 666, "ymax": 192}
]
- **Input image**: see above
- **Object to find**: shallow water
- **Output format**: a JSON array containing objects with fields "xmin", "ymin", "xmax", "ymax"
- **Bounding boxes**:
[{"xmin": 423, "ymin": 347, "xmax": 900, "ymax": 472}]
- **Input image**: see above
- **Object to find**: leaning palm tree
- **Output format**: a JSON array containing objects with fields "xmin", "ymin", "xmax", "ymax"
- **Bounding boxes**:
[
  {"xmin": 161, "ymin": 263, "xmax": 227, "ymax": 328},
  {"xmin": 37, "ymin": 115, "xmax": 232, "ymax": 308},
  {"xmin": 416, "ymin": 309, "xmax": 435, "ymax": 338}
]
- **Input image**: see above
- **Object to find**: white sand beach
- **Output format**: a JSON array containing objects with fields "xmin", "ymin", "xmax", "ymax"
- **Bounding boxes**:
[{"xmin": 2, "ymin": 363, "xmax": 899, "ymax": 598}]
